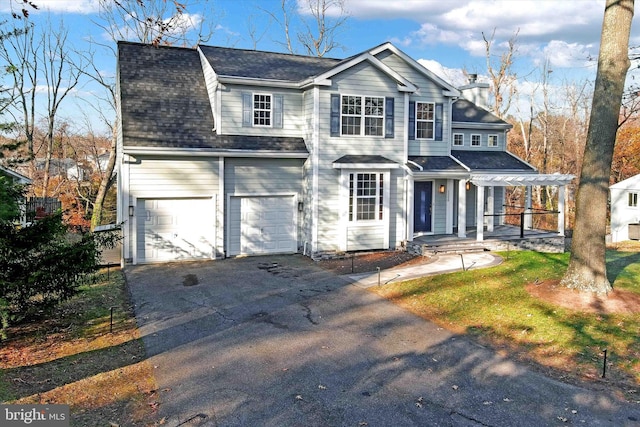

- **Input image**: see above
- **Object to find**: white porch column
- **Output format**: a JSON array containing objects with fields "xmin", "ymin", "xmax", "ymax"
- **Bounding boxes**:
[
  {"xmin": 525, "ymin": 185, "xmax": 533, "ymax": 230},
  {"xmin": 458, "ymin": 179, "xmax": 467, "ymax": 238},
  {"xmin": 486, "ymin": 186, "xmax": 495, "ymax": 232},
  {"xmin": 407, "ymin": 178, "xmax": 414, "ymax": 241},
  {"xmin": 446, "ymin": 178, "xmax": 454, "ymax": 234},
  {"xmin": 558, "ymin": 185, "xmax": 566, "ymax": 236},
  {"xmin": 476, "ymin": 184, "xmax": 485, "ymax": 241}
]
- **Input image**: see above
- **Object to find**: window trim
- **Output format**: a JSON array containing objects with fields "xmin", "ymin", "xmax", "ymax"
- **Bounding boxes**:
[
  {"xmin": 415, "ymin": 101, "xmax": 435, "ymax": 140},
  {"xmin": 348, "ymin": 171, "xmax": 385, "ymax": 223},
  {"xmin": 340, "ymin": 94, "xmax": 385, "ymax": 137},
  {"xmin": 488, "ymin": 134, "xmax": 498, "ymax": 147},
  {"xmin": 471, "ymin": 134, "xmax": 481, "ymax": 147},
  {"xmin": 629, "ymin": 192, "xmax": 638, "ymax": 208},
  {"xmin": 453, "ymin": 133, "xmax": 464, "ymax": 147},
  {"xmin": 252, "ymin": 92, "xmax": 273, "ymax": 127}
]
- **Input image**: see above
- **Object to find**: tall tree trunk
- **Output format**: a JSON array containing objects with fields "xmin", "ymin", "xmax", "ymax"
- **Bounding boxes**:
[
  {"xmin": 560, "ymin": 0, "xmax": 633, "ymax": 294},
  {"xmin": 90, "ymin": 132, "xmax": 117, "ymax": 230}
]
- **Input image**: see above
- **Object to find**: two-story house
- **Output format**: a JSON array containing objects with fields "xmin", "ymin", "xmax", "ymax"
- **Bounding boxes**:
[{"xmin": 116, "ymin": 41, "xmax": 573, "ymax": 264}]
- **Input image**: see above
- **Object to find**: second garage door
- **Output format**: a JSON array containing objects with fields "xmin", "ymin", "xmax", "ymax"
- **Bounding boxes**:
[{"xmin": 228, "ymin": 195, "xmax": 296, "ymax": 256}]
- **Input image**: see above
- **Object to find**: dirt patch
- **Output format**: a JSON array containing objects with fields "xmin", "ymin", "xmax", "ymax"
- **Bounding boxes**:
[
  {"xmin": 526, "ymin": 279, "xmax": 640, "ymax": 314},
  {"xmin": 316, "ymin": 250, "xmax": 427, "ymax": 274}
]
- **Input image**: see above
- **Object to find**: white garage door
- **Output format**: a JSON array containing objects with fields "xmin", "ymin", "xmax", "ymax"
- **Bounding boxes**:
[
  {"xmin": 228, "ymin": 195, "xmax": 296, "ymax": 256},
  {"xmin": 136, "ymin": 197, "xmax": 215, "ymax": 263}
]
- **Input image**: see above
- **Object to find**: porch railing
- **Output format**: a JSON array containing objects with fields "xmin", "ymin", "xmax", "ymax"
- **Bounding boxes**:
[{"xmin": 486, "ymin": 204, "xmax": 560, "ymax": 238}]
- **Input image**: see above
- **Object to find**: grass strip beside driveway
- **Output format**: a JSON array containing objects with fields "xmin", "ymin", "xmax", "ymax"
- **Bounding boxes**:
[
  {"xmin": 371, "ymin": 250, "xmax": 640, "ymax": 401},
  {"xmin": 0, "ymin": 269, "xmax": 160, "ymax": 426}
]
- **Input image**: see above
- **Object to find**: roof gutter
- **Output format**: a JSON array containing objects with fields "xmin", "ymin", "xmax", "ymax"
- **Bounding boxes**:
[{"xmin": 123, "ymin": 146, "xmax": 309, "ymax": 159}]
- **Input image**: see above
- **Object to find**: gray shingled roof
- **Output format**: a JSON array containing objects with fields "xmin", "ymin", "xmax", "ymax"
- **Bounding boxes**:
[
  {"xmin": 407, "ymin": 156, "xmax": 467, "ymax": 172},
  {"xmin": 198, "ymin": 45, "xmax": 341, "ymax": 81},
  {"xmin": 118, "ymin": 42, "xmax": 307, "ymax": 152},
  {"xmin": 451, "ymin": 150, "xmax": 535, "ymax": 172},
  {"xmin": 333, "ymin": 155, "xmax": 398, "ymax": 164},
  {"xmin": 452, "ymin": 99, "xmax": 509, "ymax": 125}
]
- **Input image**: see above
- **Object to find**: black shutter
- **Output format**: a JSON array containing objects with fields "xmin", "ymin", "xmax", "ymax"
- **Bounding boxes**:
[
  {"xmin": 273, "ymin": 94, "xmax": 283, "ymax": 129},
  {"xmin": 242, "ymin": 92, "xmax": 252, "ymax": 127},
  {"xmin": 408, "ymin": 101, "xmax": 415, "ymax": 140},
  {"xmin": 435, "ymin": 102, "xmax": 443, "ymax": 141},
  {"xmin": 330, "ymin": 93, "xmax": 340, "ymax": 137},
  {"xmin": 385, "ymin": 97, "xmax": 394, "ymax": 138}
]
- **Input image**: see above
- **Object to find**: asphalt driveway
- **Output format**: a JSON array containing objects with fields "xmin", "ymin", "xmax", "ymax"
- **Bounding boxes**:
[{"xmin": 126, "ymin": 254, "xmax": 640, "ymax": 427}]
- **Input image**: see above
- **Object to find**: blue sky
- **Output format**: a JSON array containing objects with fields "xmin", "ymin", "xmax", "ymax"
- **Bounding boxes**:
[{"xmin": 3, "ymin": 0, "xmax": 639, "ymax": 134}]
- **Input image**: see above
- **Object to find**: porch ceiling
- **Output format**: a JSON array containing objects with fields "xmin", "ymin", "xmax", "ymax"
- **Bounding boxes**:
[{"xmin": 470, "ymin": 173, "xmax": 574, "ymax": 187}]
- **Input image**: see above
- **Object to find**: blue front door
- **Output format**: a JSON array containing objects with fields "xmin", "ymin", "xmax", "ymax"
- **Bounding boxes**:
[{"xmin": 414, "ymin": 181, "xmax": 433, "ymax": 233}]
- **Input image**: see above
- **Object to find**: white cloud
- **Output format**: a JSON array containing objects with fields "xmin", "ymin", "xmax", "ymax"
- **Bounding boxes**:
[
  {"xmin": 345, "ymin": 0, "xmax": 612, "ymax": 69},
  {"xmin": 417, "ymin": 59, "xmax": 469, "ymax": 88},
  {"xmin": 542, "ymin": 40, "xmax": 595, "ymax": 68},
  {"xmin": 24, "ymin": 0, "xmax": 102, "ymax": 14}
]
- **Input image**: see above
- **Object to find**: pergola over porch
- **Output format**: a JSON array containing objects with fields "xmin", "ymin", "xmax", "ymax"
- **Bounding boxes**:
[{"xmin": 463, "ymin": 173, "xmax": 575, "ymax": 241}]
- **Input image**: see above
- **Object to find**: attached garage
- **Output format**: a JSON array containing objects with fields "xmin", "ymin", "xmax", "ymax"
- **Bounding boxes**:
[
  {"xmin": 228, "ymin": 195, "xmax": 297, "ymax": 256},
  {"xmin": 136, "ymin": 197, "xmax": 216, "ymax": 263}
]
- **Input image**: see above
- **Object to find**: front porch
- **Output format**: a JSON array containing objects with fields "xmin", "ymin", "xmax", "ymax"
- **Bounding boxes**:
[{"xmin": 406, "ymin": 224, "xmax": 567, "ymax": 256}]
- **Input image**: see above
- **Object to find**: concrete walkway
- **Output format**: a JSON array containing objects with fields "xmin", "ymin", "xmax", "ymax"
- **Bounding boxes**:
[
  {"xmin": 126, "ymin": 254, "xmax": 640, "ymax": 427},
  {"xmin": 347, "ymin": 252, "xmax": 502, "ymax": 288}
]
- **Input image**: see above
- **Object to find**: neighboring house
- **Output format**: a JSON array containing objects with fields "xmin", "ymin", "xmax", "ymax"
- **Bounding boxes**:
[
  {"xmin": 0, "ymin": 165, "xmax": 33, "ymax": 225},
  {"xmin": 35, "ymin": 158, "xmax": 86, "ymax": 181},
  {"xmin": 116, "ymin": 41, "xmax": 573, "ymax": 264},
  {"xmin": 610, "ymin": 174, "xmax": 640, "ymax": 242}
]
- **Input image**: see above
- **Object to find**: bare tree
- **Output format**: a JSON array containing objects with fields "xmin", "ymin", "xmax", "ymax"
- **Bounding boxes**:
[
  {"xmin": 261, "ymin": 0, "xmax": 349, "ymax": 57},
  {"xmin": 0, "ymin": 21, "xmax": 38, "ymax": 161},
  {"xmin": 39, "ymin": 22, "xmax": 82, "ymax": 198},
  {"xmin": 81, "ymin": 0, "xmax": 219, "ymax": 228},
  {"xmin": 560, "ymin": 0, "xmax": 634, "ymax": 294},
  {"xmin": 483, "ymin": 28, "xmax": 519, "ymax": 118},
  {"xmin": 98, "ymin": 0, "xmax": 216, "ymax": 47}
]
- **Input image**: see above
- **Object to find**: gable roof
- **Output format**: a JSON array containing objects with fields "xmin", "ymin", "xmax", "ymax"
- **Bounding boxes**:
[
  {"xmin": 610, "ymin": 174, "xmax": 640, "ymax": 190},
  {"xmin": 118, "ymin": 42, "xmax": 306, "ymax": 153},
  {"xmin": 0, "ymin": 165, "xmax": 32, "ymax": 184},
  {"xmin": 197, "ymin": 45, "xmax": 340, "ymax": 82},
  {"xmin": 370, "ymin": 42, "xmax": 459, "ymax": 96},
  {"xmin": 452, "ymin": 99, "xmax": 511, "ymax": 127}
]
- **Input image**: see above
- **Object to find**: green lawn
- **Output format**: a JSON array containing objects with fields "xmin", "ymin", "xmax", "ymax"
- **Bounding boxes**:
[{"xmin": 372, "ymin": 250, "xmax": 640, "ymax": 399}]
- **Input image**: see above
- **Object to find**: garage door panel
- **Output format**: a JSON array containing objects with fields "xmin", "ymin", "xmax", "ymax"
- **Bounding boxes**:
[
  {"xmin": 228, "ymin": 195, "xmax": 296, "ymax": 256},
  {"xmin": 137, "ymin": 198, "xmax": 215, "ymax": 263}
]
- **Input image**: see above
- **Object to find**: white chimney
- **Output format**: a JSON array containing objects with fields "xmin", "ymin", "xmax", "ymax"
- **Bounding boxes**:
[{"xmin": 459, "ymin": 75, "xmax": 490, "ymax": 110}]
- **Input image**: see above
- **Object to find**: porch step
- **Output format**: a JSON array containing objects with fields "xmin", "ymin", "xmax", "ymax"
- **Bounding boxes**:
[{"xmin": 421, "ymin": 243, "xmax": 490, "ymax": 256}]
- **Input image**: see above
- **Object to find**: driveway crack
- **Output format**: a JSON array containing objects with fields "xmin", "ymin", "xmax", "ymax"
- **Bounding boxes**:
[{"xmin": 300, "ymin": 302, "xmax": 319, "ymax": 325}]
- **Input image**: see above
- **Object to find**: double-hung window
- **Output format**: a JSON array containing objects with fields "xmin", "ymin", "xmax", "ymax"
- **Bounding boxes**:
[
  {"xmin": 488, "ymin": 134, "xmax": 498, "ymax": 147},
  {"xmin": 349, "ymin": 172, "xmax": 384, "ymax": 221},
  {"xmin": 471, "ymin": 134, "xmax": 481, "ymax": 146},
  {"xmin": 629, "ymin": 192, "xmax": 638, "ymax": 207},
  {"xmin": 253, "ymin": 93, "xmax": 272, "ymax": 126},
  {"xmin": 453, "ymin": 133, "xmax": 464, "ymax": 146},
  {"xmin": 416, "ymin": 102, "xmax": 435, "ymax": 139},
  {"xmin": 341, "ymin": 95, "xmax": 384, "ymax": 136}
]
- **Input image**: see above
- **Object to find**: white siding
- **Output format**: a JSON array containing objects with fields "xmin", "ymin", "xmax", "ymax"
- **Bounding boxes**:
[
  {"xmin": 376, "ymin": 51, "xmax": 451, "ymax": 157},
  {"xmin": 220, "ymin": 85, "xmax": 304, "ymax": 137},
  {"xmin": 314, "ymin": 62, "xmax": 405, "ymax": 252},
  {"xmin": 126, "ymin": 156, "xmax": 221, "ymax": 259},
  {"xmin": 451, "ymin": 128, "xmax": 508, "ymax": 151}
]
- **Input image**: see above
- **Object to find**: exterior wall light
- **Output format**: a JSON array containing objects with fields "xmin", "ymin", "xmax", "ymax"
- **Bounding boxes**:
[
  {"xmin": 439, "ymin": 184, "xmax": 446, "ymax": 193},
  {"xmin": 129, "ymin": 205, "xmax": 134, "ymax": 217},
  {"xmin": 466, "ymin": 181, "xmax": 471, "ymax": 191}
]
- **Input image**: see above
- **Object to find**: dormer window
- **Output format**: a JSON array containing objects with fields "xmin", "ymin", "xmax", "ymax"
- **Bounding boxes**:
[
  {"xmin": 253, "ymin": 93, "xmax": 272, "ymax": 126},
  {"xmin": 242, "ymin": 92, "xmax": 283, "ymax": 129}
]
